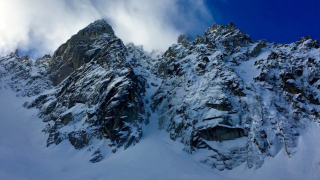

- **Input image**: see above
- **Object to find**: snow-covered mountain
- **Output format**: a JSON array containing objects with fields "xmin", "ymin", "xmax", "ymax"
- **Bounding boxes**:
[
  {"xmin": 1, "ymin": 20, "xmax": 320, "ymax": 179},
  {"xmin": 152, "ymin": 22, "xmax": 320, "ymax": 170},
  {"xmin": 23, "ymin": 20, "xmax": 150, "ymax": 163},
  {"xmin": 0, "ymin": 50, "xmax": 53, "ymax": 97}
]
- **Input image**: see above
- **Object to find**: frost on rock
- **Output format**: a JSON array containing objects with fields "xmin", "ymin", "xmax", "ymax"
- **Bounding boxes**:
[
  {"xmin": 0, "ymin": 50, "xmax": 53, "ymax": 97},
  {"xmin": 1, "ymin": 20, "xmax": 320, "ymax": 169},
  {"xmin": 24, "ymin": 20, "xmax": 148, "ymax": 163},
  {"xmin": 151, "ymin": 22, "xmax": 320, "ymax": 170},
  {"xmin": 47, "ymin": 19, "xmax": 115, "ymax": 85},
  {"xmin": 126, "ymin": 42, "xmax": 162, "ymax": 78}
]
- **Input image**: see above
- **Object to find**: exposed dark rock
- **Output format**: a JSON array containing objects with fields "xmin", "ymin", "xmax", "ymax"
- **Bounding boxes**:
[
  {"xmin": 251, "ymin": 40, "xmax": 267, "ymax": 57},
  {"xmin": 48, "ymin": 20, "xmax": 115, "ymax": 85},
  {"xmin": 27, "ymin": 20, "xmax": 149, "ymax": 161},
  {"xmin": 226, "ymin": 22, "xmax": 236, "ymax": 29},
  {"xmin": 69, "ymin": 131, "xmax": 90, "ymax": 149},
  {"xmin": 61, "ymin": 112, "xmax": 73, "ymax": 126},
  {"xmin": 211, "ymin": 23, "xmax": 217, "ymax": 31},
  {"xmin": 299, "ymin": 35, "xmax": 319, "ymax": 49},
  {"xmin": 198, "ymin": 126, "xmax": 245, "ymax": 141},
  {"xmin": 207, "ymin": 102, "xmax": 233, "ymax": 111},
  {"xmin": 151, "ymin": 22, "xmax": 320, "ymax": 170},
  {"xmin": 90, "ymin": 148, "xmax": 104, "ymax": 163},
  {"xmin": 151, "ymin": 82, "xmax": 158, "ymax": 87},
  {"xmin": 177, "ymin": 34, "xmax": 191, "ymax": 44},
  {"xmin": 2, "ymin": 20, "xmax": 320, "ymax": 171},
  {"xmin": 0, "ymin": 52, "xmax": 53, "ymax": 97}
]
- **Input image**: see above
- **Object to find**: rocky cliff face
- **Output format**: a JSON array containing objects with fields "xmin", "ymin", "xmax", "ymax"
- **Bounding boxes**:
[
  {"xmin": 1, "ymin": 20, "xmax": 320, "ymax": 170},
  {"xmin": 24, "ymin": 20, "xmax": 149, "ymax": 162},
  {"xmin": 151, "ymin": 22, "xmax": 320, "ymax": 170},
  {"xmin": 48, "ymin": 20, "xmax": 115, "ymax": 85}
]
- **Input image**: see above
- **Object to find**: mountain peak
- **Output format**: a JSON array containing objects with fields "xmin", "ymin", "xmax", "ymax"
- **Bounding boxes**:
[
  {"xmin": 48, "ymin": 19, "xmax": 118, "ymax": 85},
  {"xmin": 177, "ymin": 34, "xmax": 191, "ymax": 47},
  {"xmin": 2, "ymin": 18, "xmax": 320, "ymax": 176},
  {"xmin": 78, "ymin": 19, "xmax": 114, "ymax": 37},
  {"xmin": 226, "ymin": 22, "xmax": 236, "ymax": 29}
]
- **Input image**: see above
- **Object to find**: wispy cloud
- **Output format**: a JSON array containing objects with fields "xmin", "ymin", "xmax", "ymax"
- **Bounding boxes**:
[{"xmin": 0, "ymin": 0, "xmax": 213, "ymax": 58}]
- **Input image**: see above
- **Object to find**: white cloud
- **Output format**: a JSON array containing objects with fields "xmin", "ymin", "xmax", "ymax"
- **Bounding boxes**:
[{"xmin": 0, "ymin": 0, "xmax": 213, "ymax": 58}]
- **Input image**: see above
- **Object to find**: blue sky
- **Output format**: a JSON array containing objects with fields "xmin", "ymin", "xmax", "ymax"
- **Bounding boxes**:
[
  {"xmin": 202, "ymin": 0, "xmax": 320, "ymax": 43},
  {"xmin": 0, "ymin": 0, "xmax": 319, "ymax": 58}
]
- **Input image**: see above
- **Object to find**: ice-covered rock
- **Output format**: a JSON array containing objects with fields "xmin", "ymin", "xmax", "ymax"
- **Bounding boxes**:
[
  {"xmin": 1, "ymin": 20, "xmax": 320, "ymax": 170},
  {"xmin": 48, "ymin": 19, "xmax": 115, "ymax": 85},
  {"xmin": 25, "ymin": 20, "xmax": 149, "ymax": 162},
  {"xmin": 0, "ymin": 50, "xmax": 53, "ymax": 97},
  {"xmin": 151, "ymin": 22, "xmax": 320, "ymax": 170}
]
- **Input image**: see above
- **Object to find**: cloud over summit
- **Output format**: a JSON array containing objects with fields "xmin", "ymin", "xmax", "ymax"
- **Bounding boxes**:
[{"xmin": 0, "ymin": 0, "xmax": 213, "ymax": 58}]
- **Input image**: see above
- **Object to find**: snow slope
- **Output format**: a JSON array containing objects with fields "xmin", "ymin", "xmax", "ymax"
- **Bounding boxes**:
[
  {"xmin": 1, "ymin": 21, "xmax": 320, "ymax": 179},
  {"xmin": 1, "ymin": 71, "xmax": 320, "ymax": 180},
  {"xmin": 0, "ymin": 76, "xmax": 222, "ymax": 180}
]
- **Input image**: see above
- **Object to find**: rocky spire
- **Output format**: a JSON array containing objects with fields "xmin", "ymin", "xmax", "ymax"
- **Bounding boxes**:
[
  {"xmin": 177, "ymin": 34, "xmax": 191, "ymax": 47},
  {"xmin": 14, "ymin": 49, "xmax": 19, "ymax": 56},
  {"xmin": 226, "ymin": 22, "xmax": 236, "ymax": 29},
  {"xmin": 48, "ymin": 19, "xmax": 116, "ymax": 85},
  {"xmin": 210, "ymin": 22, "xmax": 217, "ymax": 31},
  {"xmin": 77, "ymin": 19, "xmax": 114, "ymax": 37}
]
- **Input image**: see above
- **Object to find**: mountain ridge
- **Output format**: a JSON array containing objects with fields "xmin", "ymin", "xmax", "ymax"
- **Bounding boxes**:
[{"xmin": 0, "ymin": 19, "xmax": 319, "ymax": 171}]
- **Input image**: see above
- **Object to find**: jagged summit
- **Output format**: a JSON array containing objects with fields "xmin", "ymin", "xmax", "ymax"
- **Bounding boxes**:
[
  {"xmin": 0, "ymin": 49, "xmax": 53, "ymax": 97},
  {"xmin": 48, "ymin": 19, "xmax": 117, "ymax": 85},
  {"xmin": 170, "ymin": 22, "xmax": 254, "ymax": 56},
  {"xmin": 77, "ymin": 19, "xmax": 114, "ymax": 38},
  {"xmin": 297, "ymin": 35, "xmax": 319, "ymax": 49},
  {"xmin": 177, "ymin": 34, "xmax": 191, "ymax": 47},
  {"xmin": 152, "ymin": 20, "xmax": 320, "ymax": 170},
  {"xmin": 209, "ymin": 22, "xmax": 237, "ymax": 31},
  {"xmin": 22, "ymin": 20, "xmax": 150, "ymax": 163},
  {"xmin": 177, "ymin": 34, "xmax": 191, "ymax": 43},
  {"xmin": 1, "ymin": 19, "xmax": 320, "ymax": 175},
  {"xmin": 13, "ymin": 49, "xmax": 19, "ymax": 57}
]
